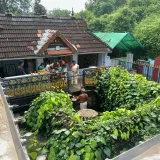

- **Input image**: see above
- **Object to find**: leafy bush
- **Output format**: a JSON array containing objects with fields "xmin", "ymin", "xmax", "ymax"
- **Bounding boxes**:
[
  {"xmin": 25, "ymin": 68, "xmax": 160, "ymax": 160},
  {"xmin": 25, "ymin": 90, "xmax": 79, "ymax": 133},
  {"xmin": 96, "ymin": 66, "xmax": 160, "ymax": 111},
  {"xmin": 45, "ymin": 96, "xmax": 160, "ymax": 160}
]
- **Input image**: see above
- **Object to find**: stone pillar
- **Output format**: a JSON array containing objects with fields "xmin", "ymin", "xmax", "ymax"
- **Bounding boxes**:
[
  {"xmin": 36, "ymin": 58, "xmax": 44, "ymax": 71},
  {"xmin": 98, "ymin": 53, "xmax": 103, "ymax": 66},
  {"xmin": 72, "ymin": 54, "xmax": 78, "ymax": 63},
  {"xmin": 104, "ymin": 54, "xmax": 111, "ymax": 67},
  {"xmin": 100, "ymin": 53, "xmax": 111, "ymax": 67},
  {"xmin": 127, "ymin": 53, "xmax": 133, "ymax": 70}
]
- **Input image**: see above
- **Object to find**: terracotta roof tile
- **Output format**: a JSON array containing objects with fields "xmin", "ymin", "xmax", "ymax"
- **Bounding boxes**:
[{"xmin": 0, "ymin": 15, "xmax": 111, "ymax": 59}]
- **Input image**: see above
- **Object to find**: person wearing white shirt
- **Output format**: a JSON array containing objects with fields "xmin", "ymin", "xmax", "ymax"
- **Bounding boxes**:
[
  {"xmin": 70, "ymin": 60, "xmax": 79, "ymax": 85},
  {"xmin": 45, "ymin": 61, "xmax": 50, "ymax": 72}
]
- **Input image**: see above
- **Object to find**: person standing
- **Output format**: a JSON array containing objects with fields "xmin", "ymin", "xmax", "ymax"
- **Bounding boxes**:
[
  {"xmin": 45, "ymin": 61, "xmax": 50, "ymax": 72},
  {"xmin": 23, "ymin": 59, "xmax": 29, "ymax": 74},
  {"xmin": 70, "ymin": 60, "xmax": 79, "ymax": 85},
  {"xmin": 17, "ymin": 60, "xmax": 26, "ymax": 75},
  {"xmin": 49, "ymin": 63, "xmax": 55, "ymax": 73},
  {"xmin": 77, "ymin": 89, "xmax": 88, "ymax": 109},
  {"xmin": 38, "ymin": 63, "xmax": 45, "ymax": 71}
]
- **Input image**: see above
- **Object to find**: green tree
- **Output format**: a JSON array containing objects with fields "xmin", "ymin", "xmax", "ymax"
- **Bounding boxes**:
[
  {"xmin": 0, "ymin": 0, "xmax": 31, "ymax": 14},
  {"xmin": 133, "ymin": 14, "xmax": 160, "ymax": 58},
  {"xmin": 105, "ymin": 7, "xmax": 137, "ymax": 32},
  {"xmin": 34, "ymin": 0, "xmax": 47, "ymax": 15},
  {"xmin": 75, "ymin": 10, "xmax": 95, "ymax": 24},
  {"xmin": 48, "ymin": 8, "xmax": 71, "ymax": 17},
  {"xmin": 85, "ymin": 0, "xmax": 128, "ymax": 17}
]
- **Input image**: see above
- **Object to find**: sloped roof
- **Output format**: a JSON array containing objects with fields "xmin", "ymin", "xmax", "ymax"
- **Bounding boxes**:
[
  {"xmin": 0, "ymin": 15, "xmax": 111, "ymax": 59},
  {"xmin": 35, "ymin": 30, "xmax": 77, "ymax": 54},
  {"xmin": 94, "ymin": 32, "xmax": 144, "ymax": 52}
]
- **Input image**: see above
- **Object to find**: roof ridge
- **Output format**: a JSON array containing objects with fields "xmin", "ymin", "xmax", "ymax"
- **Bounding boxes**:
[{"xmin": 0, "ymin": 14, "xmax": 83, "ymax": 20}]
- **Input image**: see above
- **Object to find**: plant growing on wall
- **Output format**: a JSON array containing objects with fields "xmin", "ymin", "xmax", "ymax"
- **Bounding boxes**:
[
  {"xmin": 25, "ymin": 90, "xmax": 80, "ymax": 133},
  {"xmin": 25, "ymin": 67, "xmax": 160, "ymax": 160},
  {"xmin": 96, "ymin": 66, "xmax": 160, "ymax": 111}
]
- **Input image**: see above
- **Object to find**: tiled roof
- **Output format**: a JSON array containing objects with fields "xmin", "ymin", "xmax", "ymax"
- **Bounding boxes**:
[
  {"xmin": 0, "ymin": 15, "xmax": 111, "ymax": 59},
  {"xmin": 35, "ymin": 30, "xmax": 77, "ymax": 54}
]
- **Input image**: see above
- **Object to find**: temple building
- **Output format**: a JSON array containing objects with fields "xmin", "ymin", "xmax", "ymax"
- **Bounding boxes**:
[{"xmin": 0, "ymin": 13, "xmax": 111, "ymax": 77}]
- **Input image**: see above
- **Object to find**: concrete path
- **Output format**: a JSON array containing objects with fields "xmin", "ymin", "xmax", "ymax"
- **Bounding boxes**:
[
  {"xmin": 133, "ymin": 143, "xmax": 160, "ymax": 160},
  {"xmin": 0, "ymin": 96, "xmax": 18, "ymax": 160}
]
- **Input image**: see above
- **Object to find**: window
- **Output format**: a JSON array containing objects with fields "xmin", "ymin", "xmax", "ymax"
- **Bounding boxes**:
[{"xmin": 78, "ymin": 54, "xmax": 98, "ymax": 69}]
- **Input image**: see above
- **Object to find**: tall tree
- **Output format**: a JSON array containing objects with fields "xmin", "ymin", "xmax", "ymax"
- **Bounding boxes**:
[
  {"xmin": 34, "ymin": 0, "xmax": 47, "ymax": 15},
  {"xmin": 133, "ymin": 14, "xmax": 160, "ymax": 58},
  {"xmin": 0, "ymin": 0, "xmax": 31, "ymax": 14},
  {"xmin": 48, "ymin": 8, "xmax": 71, "ymax": 17}
]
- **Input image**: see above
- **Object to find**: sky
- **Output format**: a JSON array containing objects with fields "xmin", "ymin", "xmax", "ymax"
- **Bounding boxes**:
[{"xmin": 41, "ymin": 0, "xmax": 87, "ymax": 12}]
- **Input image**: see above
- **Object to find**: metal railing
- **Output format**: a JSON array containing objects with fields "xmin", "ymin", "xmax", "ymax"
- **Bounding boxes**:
[
  {"xmin": 1, "ymin": 72, "xmax": 69, "ymax": 98},
  {"xmin": 119, "ymin": 60, "xmax": 160, "ymax": 82},
  {"xmin": 83, "ymin": 67, "xmax": 109, "ymax": 87}
]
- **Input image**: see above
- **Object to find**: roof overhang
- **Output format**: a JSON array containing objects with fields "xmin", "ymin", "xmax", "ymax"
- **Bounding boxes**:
[{"xmin": 34, "ymin": 30, "xmax": 77, "ymax": 55}]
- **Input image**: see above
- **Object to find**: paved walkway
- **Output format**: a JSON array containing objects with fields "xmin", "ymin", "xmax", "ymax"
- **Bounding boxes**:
[
  {"xmin": 0, "ymin": 96, "xmax": 18, "ymax": 160},
  {"xmin": 133, "ymin": 143, "xmax": 160, "ymax": 160}
]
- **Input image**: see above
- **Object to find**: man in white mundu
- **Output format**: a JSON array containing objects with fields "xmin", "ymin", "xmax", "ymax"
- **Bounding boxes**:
[{"xmin": 70, "ymin": 60, "xmax": 79, "ymax": 84}]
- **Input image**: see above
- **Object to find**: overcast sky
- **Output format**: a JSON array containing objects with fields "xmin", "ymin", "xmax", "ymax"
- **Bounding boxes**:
[{"xmin": 41, "ymin": 0, "xmax": 87, "ymax": 12}]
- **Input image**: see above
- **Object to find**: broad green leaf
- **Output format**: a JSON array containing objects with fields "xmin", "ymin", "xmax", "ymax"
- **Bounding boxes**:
[
  {"xmin": 85, "ymin": 153, "xmax": 91, "ymax": 160},
  {"xmin": 95, "ymin": 151, "xmax": 101, "ymax": 159},
  {"xmin": 69, "ymin": 154, "xmax": 77, "ymax": 160},
  {"xmin": 36, "ymin": 148, "xmax": 41, "ymax": 152},
  {"xmin": 91, "ymin": 140, "xmax": 97, "ymax": 148},
  {"xmin": 85, "ymin": 146, "xmax": 91, "ymax": 152},
  {"xmin": 113, "ymin": 129, "xmax": 118, "ymax": 137},
  {"xmin": 104, "ymin": 147, "xmax": 111, "ymax": 157},
  {"xmin": 80, "ymin": 139, "xmax": 86, "ymax": 146},
  {"xmin": 65, "ymin": 130, "xmax": 70, "ymax": 136},
  {"xmin": 111, "ymin": 134, "xmax": 117, "ymax": 140},
  {"xmin": 29, "ymin": 152, "xmax": 37, "ymax": 160},
  {"xmin": 100, "ymin": 137, "xmax": 106, "ymax": 145},
  {"xmin": 75, "ymin": 143, "xmax": 82, "ymax": 148},
  {"xmin": 48, "ymin": 147, "xmax": 55, "ymax": 160}
]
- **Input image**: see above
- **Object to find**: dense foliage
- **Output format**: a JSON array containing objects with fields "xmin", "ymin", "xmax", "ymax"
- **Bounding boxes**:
[
  {"xmin": 96, "ymin": 67, "xmax": 160, "ymax": 111},
  {"xmin": 44, "ymin": 96, "xmax": 160, "ymax": 160},
  {"xmin": 34, "ymin": 0, "xmax": 47, "ymax": 15},
  {"xmin": 48, "ymin": 8, "xmax": 71, "ymax": 17},
  {"xmin": 133, "ymin": 14, "xmax": 160, "ymax": 58},
  {"xmin": 25, "ymin": 68, "xmax": 160, "ymax": 160},
  {"xmin": 0, "ymin": 0, "xmax": 31, "ymax": 14},
  {"xmin": 75, "ymin": 0, "xmax": 160, "ymax": 58},
  {"xmin": 25, "ymin": 91, "xmax": 80, "ymax": 134}
]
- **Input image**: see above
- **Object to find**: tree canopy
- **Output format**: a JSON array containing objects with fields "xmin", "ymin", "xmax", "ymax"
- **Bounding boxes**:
[
  {"xmin": 48, "ymin": 8, "xmax": 71, "ymax": 17},
  {"xmin": 0, "ymin": 0, "xmax": 31, "ymax": 14},
  {"xmin": 75, "ymin": 0, "xmax": 160, "ymax": 58},
  {"xmin": 133, "ymin": 14, "xmax": 160, "ymax": 59},
  {"xmin": 34, "ymin": 0, "xmax": 47, "ymax": 15}
]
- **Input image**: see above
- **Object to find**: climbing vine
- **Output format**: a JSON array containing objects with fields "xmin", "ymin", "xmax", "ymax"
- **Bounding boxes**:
[{"xmin": 24, "ymin": 67, "xmax": 160, "ymax": 160}]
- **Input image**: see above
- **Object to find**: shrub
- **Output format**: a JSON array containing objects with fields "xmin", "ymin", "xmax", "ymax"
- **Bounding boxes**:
[
  {"xmin": 45, "ymin": 96, "xmax": 160, "ymax": 160},
  {"xmin": 96, "ymin": 66, "xmax": 160, "ymax": 111},
  {"xmin": 25, "ymin": 90, "xmax": 80, "ymax": 133}
]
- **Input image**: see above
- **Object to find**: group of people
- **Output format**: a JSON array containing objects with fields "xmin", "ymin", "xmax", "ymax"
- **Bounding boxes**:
[
  {"xmin": 17, "ymin": 59, "xmax": 88, "ymax": 109},
  {"xmin": 38, "ymin": 57, "xmax": 67, "ymax": 73},
  {"xmin": 17, "ymin": 58, "xmax": 79, "ymax": 85},
  {"xmin": 38, "ymin": 58, "xmax": 79, "ymax": 85}
]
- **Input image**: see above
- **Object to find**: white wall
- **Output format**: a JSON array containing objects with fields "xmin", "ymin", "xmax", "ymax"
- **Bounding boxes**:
[
  {"xmin": 98, "ymin": 53, "xmax": 111, "ymax": 67},
  {"xmin": 36, "ymin": 58, "xmax": 44, "ymax": 70}
]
